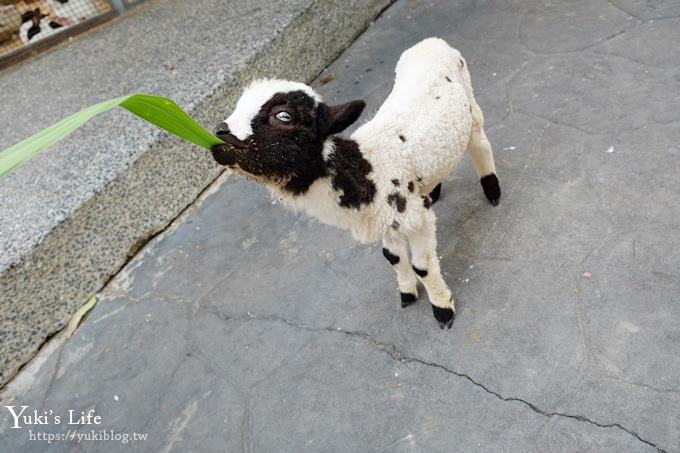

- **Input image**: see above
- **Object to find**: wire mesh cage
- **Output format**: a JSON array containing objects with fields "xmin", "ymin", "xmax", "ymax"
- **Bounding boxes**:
[{"xmin": 0, "ymin": 0, "xmax": 116, "ymax": 63}]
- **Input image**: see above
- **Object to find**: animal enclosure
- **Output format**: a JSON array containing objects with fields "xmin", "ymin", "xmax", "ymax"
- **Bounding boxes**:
[{"xmin": 0, "ymin": 0, "xmax": 135, "ymax": 67}]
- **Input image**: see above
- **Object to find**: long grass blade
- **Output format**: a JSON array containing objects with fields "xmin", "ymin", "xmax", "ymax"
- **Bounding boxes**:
[{"xmin": 0, "ymin": 94, "xmax": 224, "ymax": 178}]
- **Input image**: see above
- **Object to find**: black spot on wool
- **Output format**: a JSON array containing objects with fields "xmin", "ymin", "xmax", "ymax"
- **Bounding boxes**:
[
  {"xmin": 407, "ymin": 181, "xmax": 414, "ymax": 193},
  {"xmin": 27, "ymin": 24, "xmax": 41, "ymax": 40},
  {"xmin": 327, "ymin": 138, "xmax": 377, "ymax": 209},
  {"xmin": 445, "ymin": 76, "xmax": 452, "ymax": 83},
  {"xmin": 413, "ymin": 266, "xmax": 428, "ymax": 278},
  {"xmin": 391, "ymin": 179, "xmax": 400, "ymax": 186},
  {"xmin": 382, "ymin": 248, "xmax": 400, "ymax": 265},
  {"xmin": 429, "ymin": 183, "xmax": 441, "ymax": 203},
  {"xmin": 399, "ymin": 135, "xmax": 406, "ymax": 142},
  {"xmin": 387, "ymin": 192, "xmax": 407, "ymax": 213}
]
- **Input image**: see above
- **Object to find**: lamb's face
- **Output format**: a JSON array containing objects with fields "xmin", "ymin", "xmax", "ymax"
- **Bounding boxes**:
[{"xmin": 211, "ymin": 79, "xmax": 365, "ymax": 192}]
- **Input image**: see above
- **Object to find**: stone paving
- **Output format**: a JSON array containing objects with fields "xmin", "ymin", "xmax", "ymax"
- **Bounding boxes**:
[{"xmin": 2, "ymin": 0, "xmax": 680, "ymax": 451}]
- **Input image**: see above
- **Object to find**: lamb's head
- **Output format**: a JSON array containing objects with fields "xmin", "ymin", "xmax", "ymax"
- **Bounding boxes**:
[{"xmin": 211, "ymin": 79, "xmax": 365, "ymax": 192}]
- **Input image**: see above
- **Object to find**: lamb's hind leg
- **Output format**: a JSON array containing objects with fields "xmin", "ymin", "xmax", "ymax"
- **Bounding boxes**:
[
  {"xmin": 382, "ymin": 230, "xmax": 419, "ymax": 307},
  {"xmin": 409, "ymin": 210, "xmax": 455, "ymax": 329},
  {"xmin": 468, "ymin": 102, "xmax": 501, "ymax": 205}
]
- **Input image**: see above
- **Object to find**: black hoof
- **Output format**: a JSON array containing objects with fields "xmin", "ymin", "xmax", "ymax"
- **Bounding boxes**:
[
  {"xmin": 432, "ymin": 304, "xmax": 455, "ymax": 329},
  {"xmin": 429, "ymin": 183, "xmax": 442, "ymax": 204},
  {"xmin": 480, "ymin": 174, "xmax": 501, "ymax": 206},
  {"xmin": 400, "ymin": 292, "xmax": 417, "ymax": 308}
]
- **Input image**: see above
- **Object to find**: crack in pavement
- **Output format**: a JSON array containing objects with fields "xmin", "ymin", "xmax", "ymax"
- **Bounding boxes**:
[{"xmin": 206, "ymin": 310, "xmax": 669, "ymax": 453}]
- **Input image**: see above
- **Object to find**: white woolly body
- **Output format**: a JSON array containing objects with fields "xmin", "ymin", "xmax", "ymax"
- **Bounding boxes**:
[
  {"xmin": 277, "ymin": 38, "xmax": 478, "ymax": 243},
  {"xmin": 354, "ymin": 38, "xmax": 473, "ymax": 195}
]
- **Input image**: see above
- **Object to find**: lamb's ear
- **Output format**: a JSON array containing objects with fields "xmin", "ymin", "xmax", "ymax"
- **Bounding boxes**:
[{"xmin": 320, "ymin": 100, "xmax": 366, "ymax": 136}]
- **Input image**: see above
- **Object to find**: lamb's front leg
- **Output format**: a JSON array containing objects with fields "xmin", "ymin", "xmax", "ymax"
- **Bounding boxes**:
[
  {"xmin": 382, "ymin": 230, "xmax": 419, "ymax": 307},
  {"xmin": 408, "ymin": 210, "xmax": 456, "ymax": 329}
]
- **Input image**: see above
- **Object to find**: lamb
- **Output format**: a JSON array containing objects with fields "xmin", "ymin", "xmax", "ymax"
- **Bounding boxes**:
[
  {"xmin": 19, "ymin": 9, "xmax": 65, "ymax": 45},
  {"xmin": 210, "ymin": 38, "xmax": 500, "ymax": 329}
]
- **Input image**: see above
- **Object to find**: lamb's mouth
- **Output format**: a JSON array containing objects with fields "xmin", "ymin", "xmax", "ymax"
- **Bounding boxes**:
[
  {"xmin": 209, "ymin": 132, "xmax": 288, "ymax": 186},
  {"xmin": 210, "ymin": 143, "xmax": 240, "ymax": 166},
  {"xmin": 217, "ymin": 132, "xmax": 248, "ymax": 149},
  {"xmin": 211, "ymin": 131, "xmax": 248, "ymax": 166}
]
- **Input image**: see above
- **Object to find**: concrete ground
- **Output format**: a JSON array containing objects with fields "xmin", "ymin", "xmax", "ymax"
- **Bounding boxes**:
[{"xmin": 2, "ymin": 0, "xmax": 680, "ymax": 451}]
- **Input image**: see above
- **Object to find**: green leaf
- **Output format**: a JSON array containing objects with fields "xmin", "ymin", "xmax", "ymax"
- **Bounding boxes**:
[{"xmin": 0, "ymin": 93, "xmax": 224, "ymax": 178}]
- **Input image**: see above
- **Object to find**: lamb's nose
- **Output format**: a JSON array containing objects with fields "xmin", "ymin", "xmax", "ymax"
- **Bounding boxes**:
[{"xmin": 213, "ymin": 122, "xmax": 230, "ymax": 137}]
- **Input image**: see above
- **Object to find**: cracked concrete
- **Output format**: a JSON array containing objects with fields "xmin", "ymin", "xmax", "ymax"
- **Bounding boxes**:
[
  {"xmin": 201, "ymin": 311, "xmax": 667, "ymax": 451},
  {"xmin": 2, "ymin": 0, "xmax": 680, "ymax": 451}
]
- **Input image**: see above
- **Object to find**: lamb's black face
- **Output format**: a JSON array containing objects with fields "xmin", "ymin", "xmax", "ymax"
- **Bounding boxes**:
[{"xmin": 211, "ymin": 80, "xmax": 364, "ymax": 194}]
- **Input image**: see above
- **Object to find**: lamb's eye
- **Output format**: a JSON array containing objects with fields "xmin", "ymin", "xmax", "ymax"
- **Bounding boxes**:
[{"xmin": 275, "ymin": 111, "xmax": 292, "ymax": 123}]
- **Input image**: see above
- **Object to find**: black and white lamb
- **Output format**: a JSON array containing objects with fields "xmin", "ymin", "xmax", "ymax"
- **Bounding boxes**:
[{"xmin": 210, "ymin": 37, "xmax": 501, "ymax": 329}]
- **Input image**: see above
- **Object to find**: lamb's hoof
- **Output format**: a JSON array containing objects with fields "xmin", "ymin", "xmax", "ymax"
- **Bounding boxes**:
[
  {"xmin": 432, "ymin": 304, "xmax": 455, "ymax": 329},
  {"xmin": 400, "ymin": 292, "xmax": 418, "ymax": 308},
  {"xmin": 481, "ymin": 174, "xmax": 501, "ymax": 206}
]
